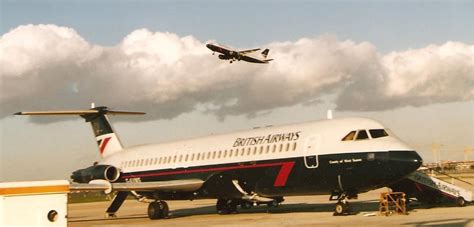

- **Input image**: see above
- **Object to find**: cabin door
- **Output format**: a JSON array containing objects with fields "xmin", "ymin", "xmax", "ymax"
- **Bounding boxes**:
[{"xmin": 304, "ymin": 134, "xmax": 320, "ymax": 168}]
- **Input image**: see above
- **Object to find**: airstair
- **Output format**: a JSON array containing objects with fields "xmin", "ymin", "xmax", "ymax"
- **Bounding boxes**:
[{"xmin": 391, "ymin": 169, "xmax": 473, "ymax": 206}]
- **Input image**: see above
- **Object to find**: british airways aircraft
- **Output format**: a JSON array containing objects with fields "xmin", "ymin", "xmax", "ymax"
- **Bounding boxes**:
[
  {"xmin": 206, "ymin": 43, "xmax": 273, "ymax": 64},
  {"xmin": 15, "ymin": 106, "xmax": 422, "ymax": 219}
]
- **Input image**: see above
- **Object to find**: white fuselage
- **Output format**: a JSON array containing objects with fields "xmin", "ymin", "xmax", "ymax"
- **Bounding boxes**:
[{"xmin": 102, "ymin": 117, "xmax": 413, "ymax": 174}]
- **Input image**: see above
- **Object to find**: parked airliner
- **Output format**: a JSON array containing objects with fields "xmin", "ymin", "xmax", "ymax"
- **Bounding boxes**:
[{"xmin": 15, "ymin": 106, "xmax": 422, "ymax": 219}]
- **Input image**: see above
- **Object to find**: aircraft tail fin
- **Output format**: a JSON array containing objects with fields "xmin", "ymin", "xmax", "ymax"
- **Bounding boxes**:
[
  {"xmin": 261, "ymin": 49, "xmax": 270, "ymax": 59},
  {"xmin": 14, "ymin": 106, "xmax": 145, "ymax": 158}
]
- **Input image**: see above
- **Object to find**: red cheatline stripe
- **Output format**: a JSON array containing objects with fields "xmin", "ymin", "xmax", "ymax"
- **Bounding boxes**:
[
  {"xmin": 123, "ymin": 161, "xmax": 296, "ymax": 187},
  {"xmin": 99, "ymin": 137, "xmax": 111, "ymax": 155}
]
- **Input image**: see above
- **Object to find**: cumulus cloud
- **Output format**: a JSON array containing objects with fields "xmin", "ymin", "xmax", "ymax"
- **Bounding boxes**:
[{"xmin": 1, "ymin": 24, "xmax": 473, "ymax": 122}]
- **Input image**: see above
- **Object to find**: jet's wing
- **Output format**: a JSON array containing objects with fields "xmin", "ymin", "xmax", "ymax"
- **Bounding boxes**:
[
  {"xmin": 238, "ymin": 48, "xmax": 261, "ymax": 54},
  {"xmin": 70, "ymin": 179, "xmax": 204, "ymax": 193},
  {"xmin": 240, "ymin": 55, "xmax": 273, "ymax": 64}
]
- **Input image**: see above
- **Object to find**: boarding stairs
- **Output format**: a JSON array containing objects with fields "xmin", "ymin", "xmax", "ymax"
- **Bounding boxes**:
[{"xmin": 403, "ymin": 169, "xmax": 473, "ymax": 206}]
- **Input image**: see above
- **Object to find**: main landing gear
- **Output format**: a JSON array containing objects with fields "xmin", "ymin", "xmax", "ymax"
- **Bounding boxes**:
[
  {"xmin": 216, "ymin": 197, "xmax": 284, "ymax": 214},
  {"xmin": 216, "ymin": 199, "xmax": 239, "ymax": 214},
  {"xmin": 148, "ymin": 200, "xmax": 169, "ymax": 220}
]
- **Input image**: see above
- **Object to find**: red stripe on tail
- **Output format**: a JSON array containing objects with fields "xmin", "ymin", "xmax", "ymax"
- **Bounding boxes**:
[{"xmin": 99, "ymin": 137, "xmax": 111, "ymax": 155}]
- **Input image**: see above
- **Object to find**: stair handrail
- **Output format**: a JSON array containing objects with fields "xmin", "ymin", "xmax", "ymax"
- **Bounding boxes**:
[{"xmin": 422, "ymin": 166, "xmax": 473, "ymax": 186}]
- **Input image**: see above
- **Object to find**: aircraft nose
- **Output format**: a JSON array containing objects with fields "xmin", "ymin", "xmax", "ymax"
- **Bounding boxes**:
[{"xmin": 387, "ymin": 150, "xmax": 423, "ymax": 175}]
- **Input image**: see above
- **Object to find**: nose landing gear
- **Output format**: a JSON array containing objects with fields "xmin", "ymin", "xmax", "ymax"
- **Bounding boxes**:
[
  {"xmin": 334, "ymin": 199, "xmax": 351, "ymax": 216},
  {"xmin": 330, "ymin": 192, "xmax": 355, "ymax": 216}
]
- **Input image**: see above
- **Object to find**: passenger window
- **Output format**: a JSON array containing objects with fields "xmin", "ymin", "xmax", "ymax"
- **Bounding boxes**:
[
  {"xmin": 191, "ymin": 153, "xmax": 195, "ymax": 161},
  {"xmin": 253, "ymin": 147, "xmax": 257, "ymax": 155},
  {"xmin": 285, "ymin": 143, "xmax": 290, "ymax": 152},
  {"xmin": 292, "ymin": 142, "xmax": 297, "ymax": 151},
  {"xmin": 212, "ymin": 151, "xmax": 216, "ymax": 159},
  {"xmin": 224, "ymin": 150, "xmax": 227, "ymax": 158},
  {"xmin": 356, "ymin": 130, "xmax": 369, "ymax": 140},
  {"xmin": 266, "ymin": 145, "xmax": 270, "ymax": 153},
  {"xmin": 342, "ymin": 131, "xmax": 356, "ymax": 141},
  {"xmin": 241, "ymin": 148, "xmax": 245, "ymax": 156},
  {"xmin": 272, "ymin": 144, "xmax": 277, "ymax": 153},
  {"xmin": 185, "ymin": 154, "xmax": 189, "ymax": 162},
  {"xmin": 279, "ymin": 144, "xmax": 283, "ymax": 152},
  {"xmin": 229, "ymin": 149, "xmax": 233, "ymax": 157},
  {"xmin": 247, "ymin": 147, "xmax": 251, "ymax": 156},
  {"xmin": 369, "ymin": 129, "xmax": 389, "ymax": 139}
]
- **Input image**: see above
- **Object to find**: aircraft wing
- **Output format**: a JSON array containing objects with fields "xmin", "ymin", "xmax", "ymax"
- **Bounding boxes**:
[
  {"xmin": 238, "ymin": 48, "xmax": 261, "ymax": 54},
  {"xmin": 240, "ymin": 55, "xmax": 273, "ymax": 64},
  {"xmin": 70, "ymin": 179, "xmax": 204, "ymax": 193}
]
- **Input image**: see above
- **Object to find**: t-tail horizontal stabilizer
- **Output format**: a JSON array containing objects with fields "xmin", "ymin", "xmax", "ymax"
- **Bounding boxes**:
[{"xmin": 14, "ymin": 106, "xmax": 145, "ymax": 158}]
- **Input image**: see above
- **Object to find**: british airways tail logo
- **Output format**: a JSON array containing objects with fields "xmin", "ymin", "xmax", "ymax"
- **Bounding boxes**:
[{"xmin": 97, "ymin": 137, "xmax": 111, "ymax": 155}]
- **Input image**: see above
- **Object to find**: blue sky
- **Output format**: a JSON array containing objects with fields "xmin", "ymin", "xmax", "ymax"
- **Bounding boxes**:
[
  {"xmin": 3, "ymin": 1, "xmax": 473, "ymax": 50},
  {"xmin": 1, "ymin": 0, "xmax": 473, "ymax": 181}
]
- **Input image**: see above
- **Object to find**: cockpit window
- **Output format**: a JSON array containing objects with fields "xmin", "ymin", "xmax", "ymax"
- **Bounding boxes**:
[
  {"xmin": 342, "ymin": 131, "xmax": 356, "ymax": 141},
  {"xmin": 369, "ymin": 129, "xmax": 389, "ymax": 139},
  {"xmin": 355, "ymin": 130, "xmax": 369, "ymax": 140}
]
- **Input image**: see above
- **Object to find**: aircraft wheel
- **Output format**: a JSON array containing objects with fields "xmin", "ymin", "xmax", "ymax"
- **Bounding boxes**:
[
  {"xmin": 148, "ymin": 201, "xmax": 162, "ymax": 220},
  {"xmin": 267, "ymin": 200, "xmax": 279, "ymax": 208},
  {"xmin": 159, "ymin": 201, "xmax": 169, "ymax": 218},
  {"xmin": 216, "ymin": 199, "xmax": 238, "ymax": 214},
  {"xmin": 456, "ymin": 197, "xmax": 466, "ymax": 207},
  {"xmin": 333, "ymin": 201, "xmax": 350, "ymax": 216},
  {"xmin": 240, "ymin": 201, "xmax": 253, "ymax": 209}
]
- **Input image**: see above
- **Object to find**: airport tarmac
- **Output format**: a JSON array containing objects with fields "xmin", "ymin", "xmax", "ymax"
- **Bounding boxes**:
[{"xmin": 69, "ymin": 188, "xmax": 474, "ymax": 226}]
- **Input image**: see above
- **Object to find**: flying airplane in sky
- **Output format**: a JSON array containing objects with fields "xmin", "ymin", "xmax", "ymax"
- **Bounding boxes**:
[
  {"xmin": 15, "ymin": 106, "xmax": 422, "ymax": 219},
  {"xmin": 206, "ymin": 43, "xmax": 273, "ymax": 64}
]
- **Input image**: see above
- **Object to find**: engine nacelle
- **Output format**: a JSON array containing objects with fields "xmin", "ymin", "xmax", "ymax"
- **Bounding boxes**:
[
  {"xmin": 71, "ymin": 165, "xmax": 120, "ymax": 183},
  {"xmin": 218, "ymin": 54, "xmax": 231, "ymax": 60}
]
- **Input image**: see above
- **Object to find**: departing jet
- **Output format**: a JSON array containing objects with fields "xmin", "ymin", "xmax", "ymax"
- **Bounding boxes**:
[
  {"xmin": 206, "ymin": 43, "xmax": 273, "ymax": 64},
  {"xmin": 15, "ymin": 106, "xmax": 422, "ymax": 219}
]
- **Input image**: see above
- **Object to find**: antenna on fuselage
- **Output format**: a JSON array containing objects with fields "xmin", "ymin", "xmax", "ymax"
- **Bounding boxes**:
[{"xmin": 327, "ymin": 110, "xmax": 333, "ymax": 120}]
